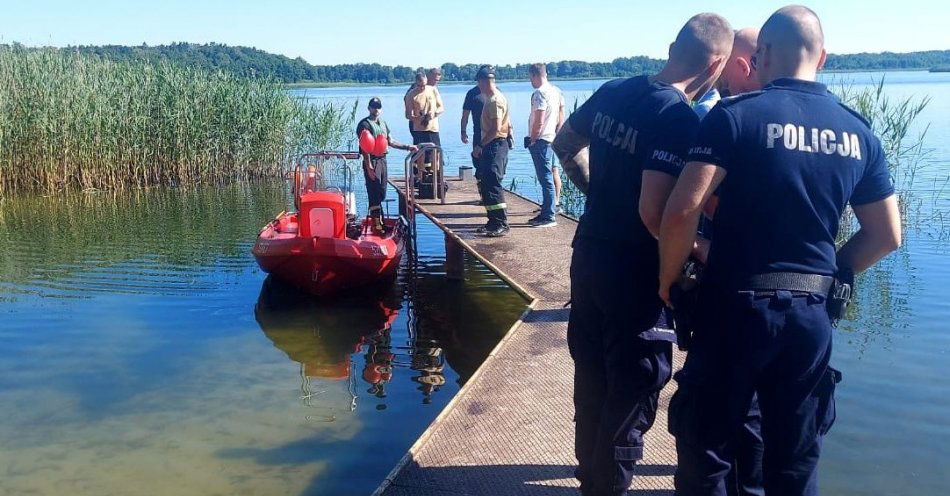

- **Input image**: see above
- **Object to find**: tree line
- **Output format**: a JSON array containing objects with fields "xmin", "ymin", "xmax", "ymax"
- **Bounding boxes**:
[{"xmin": 12, "ymin": 42, "xmax": 950, "ymax": 84}]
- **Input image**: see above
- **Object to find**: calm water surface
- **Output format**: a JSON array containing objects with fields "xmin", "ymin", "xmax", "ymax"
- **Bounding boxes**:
[
  {"xmin": 0, "ymin": 71, "xmax": 947, "ymax": 496},
  {"xmin": 0, "ymin": 184, "xmax": 525, "ymax": 495}
]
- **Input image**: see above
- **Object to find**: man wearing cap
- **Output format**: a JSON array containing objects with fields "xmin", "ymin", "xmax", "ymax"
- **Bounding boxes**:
[
  {"xmin": 473, "ymin": 65, "xmax": 513, "ymax": 237},
  {"xmin": 461, "ymin": 66, "xmax": 490, "ymax": 169},
  {"xmin": 357, "ymin": 97, "xmax": 416, "ymax": 233}
]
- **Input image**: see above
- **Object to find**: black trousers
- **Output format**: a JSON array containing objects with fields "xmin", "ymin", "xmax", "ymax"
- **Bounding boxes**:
[
  {"xmin": 364, "ymin": 156, "xmax": 387, "ymax": 216},
  {"xmin": 476, "ymin": 138, "xmax": 508, "ymax": 227},
  {"xmin": 568, "ymin": 238, "xmax": 674, "ymax": 496},
  {"xmin": 670, "ymin": 286, "xmax": 838, "ymax": 496}
]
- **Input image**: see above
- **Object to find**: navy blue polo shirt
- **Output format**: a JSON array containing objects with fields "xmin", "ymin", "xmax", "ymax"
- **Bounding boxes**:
[
  {"xmin": 688, "ymin": 78, "xmax": 894, "ymax": 284},
  {"xmin": 568, "ymin": 76, "xmax": 700, "ymax": 252},
  {"xmin": 463, "ymin": 86, "xmax": 484, "ymax": 145}
]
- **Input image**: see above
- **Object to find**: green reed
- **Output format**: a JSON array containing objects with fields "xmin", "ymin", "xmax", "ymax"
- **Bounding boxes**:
[
  {"xmin": 0, "ymin": 46, "xmax": 351, "ymax": 196},
  {"xmin": 833, "ymin": 79, "xmax": 933, "ymax": 239}
]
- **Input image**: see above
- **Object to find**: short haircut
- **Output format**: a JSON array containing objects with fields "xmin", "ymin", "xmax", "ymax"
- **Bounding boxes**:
[
  {"xmin": 428, "ymin": 67, "xmax": 442, "ymax": 76},
  {"xmin": 414, "ymin": 71, "xmax": 427, "ymax": 82},
  {"xmin": 670, "ymin": 13, "xmax": 734, "ymax": 73},
  {"xmin": 528, "ymin": 63, "xmax": 547, "ymax": 77},
  {"xmin": 762, "ymin": 5, "xmax": 825, "ymax": 58}
]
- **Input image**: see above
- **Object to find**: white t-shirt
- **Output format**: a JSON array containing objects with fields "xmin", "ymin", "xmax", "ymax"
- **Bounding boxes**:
[{"xmin": 529, "ymin": 82, "xmax": 563, "ymax": 142}]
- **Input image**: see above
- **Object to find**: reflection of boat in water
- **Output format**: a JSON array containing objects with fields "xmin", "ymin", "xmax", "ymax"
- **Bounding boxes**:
[
  {"xmin": 252, "ymin": 152, "xmax": 407, "ymax": 296},
  {"xmin": 254, "ymin": 276, "xmax": 401, "ymax": 419}
]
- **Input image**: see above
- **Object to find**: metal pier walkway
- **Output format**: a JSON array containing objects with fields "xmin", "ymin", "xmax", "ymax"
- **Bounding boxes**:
[{"xmin": 375, "ymin": 175, "xmax": 681, "ymax": 495}]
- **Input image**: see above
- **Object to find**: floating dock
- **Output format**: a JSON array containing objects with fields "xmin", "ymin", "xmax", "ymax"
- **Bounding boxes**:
[{"xmin": 375, "ymin": 175, "xmax": 681, "ymax": 495}]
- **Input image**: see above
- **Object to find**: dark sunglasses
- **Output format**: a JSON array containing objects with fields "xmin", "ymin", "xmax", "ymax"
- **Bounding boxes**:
[{"xmin": 750, "ymin": 54, "xmax": 758, "ymax": 71}]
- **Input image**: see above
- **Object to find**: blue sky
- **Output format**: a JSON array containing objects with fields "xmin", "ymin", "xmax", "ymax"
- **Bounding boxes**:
[{"xmin": 2, "ymin": 0, "xmax": 946, "ymax": 67}]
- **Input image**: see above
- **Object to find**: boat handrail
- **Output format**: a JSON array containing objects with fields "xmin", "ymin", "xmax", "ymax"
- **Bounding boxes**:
[{"xmin": 293, "ymin": 151, "xmax": 361, "ymax": 217}]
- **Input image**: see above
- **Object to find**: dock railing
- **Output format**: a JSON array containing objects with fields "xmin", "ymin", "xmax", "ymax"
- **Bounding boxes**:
[{"xmin": 402, "ymin": 143, "xmax": 445, "ymax": 239}]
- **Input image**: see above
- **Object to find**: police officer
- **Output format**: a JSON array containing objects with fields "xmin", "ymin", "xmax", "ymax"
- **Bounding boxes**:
[
  {"xmin": 356, "ymin": 97, "xmax": 416, "ymax": 233},
  {"xmin": 658, "ymin": 6, "xmax": 902, "ymax": 495},
  {"xmin": 552, "ymin": 14, "xmax": 734, "ymax": 495},
  {"xmin": 691, "ymin": 27, "xmax": 766, "ymax": 496}
]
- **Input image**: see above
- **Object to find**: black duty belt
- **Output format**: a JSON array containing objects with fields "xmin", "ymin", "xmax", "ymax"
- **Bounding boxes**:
[{"xmin": 741, "ymin": 272, "xmax": 834, "ymax": 294}]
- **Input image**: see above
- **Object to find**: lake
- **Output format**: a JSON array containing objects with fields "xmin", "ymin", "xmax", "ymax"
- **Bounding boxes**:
[
  {"xmin": 1, "ymin": 71, "xmax": 948, "ymax": 495},
  {"xmin": 0, "ymin": 185, "xmax": 526, "ymax": 495}
]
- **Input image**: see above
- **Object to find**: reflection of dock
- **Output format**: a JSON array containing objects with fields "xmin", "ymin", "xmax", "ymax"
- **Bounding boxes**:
[{"xmin": 376, "ymin": 176, "xmax": 681, "ymax": 494}]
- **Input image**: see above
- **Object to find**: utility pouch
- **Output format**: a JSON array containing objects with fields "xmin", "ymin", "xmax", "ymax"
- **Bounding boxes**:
[{"xmin": 827, "ymin": 268, "xmax": 854, "ymax": 325}]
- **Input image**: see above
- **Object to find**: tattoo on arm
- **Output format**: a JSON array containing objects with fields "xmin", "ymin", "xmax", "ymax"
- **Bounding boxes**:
[{"xmin": 552, "ymin": 123, "xmax": 591, "ymax": 194}]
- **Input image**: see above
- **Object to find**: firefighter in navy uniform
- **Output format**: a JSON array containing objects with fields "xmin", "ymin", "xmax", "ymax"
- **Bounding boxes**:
[
  {"xmin": 356, "ymin": 97, "xmax": 416, "ymax": 233},
  {"xmin": 552, "ymin": 14, "xmax": 735, "ymax": 496},
  {"xmin": 658, "ymin": 6, "xmax": 902, "ymax": 496}
]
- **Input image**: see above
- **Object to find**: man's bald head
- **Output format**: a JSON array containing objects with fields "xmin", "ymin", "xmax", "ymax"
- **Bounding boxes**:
[
  {"xmin": 733, "ymin": 28, "xmax": 759, "ymax": 59},
  {"xmin": 756, "ymin": 5, "xmax": 826, "ymax": 83},
  {"xmin": 717, "ymin": 27, "xmax": 761, "ymax": 96},
  {"xmin": 670, "ymin": 13, "xmax": 735, "ymax": 74}
]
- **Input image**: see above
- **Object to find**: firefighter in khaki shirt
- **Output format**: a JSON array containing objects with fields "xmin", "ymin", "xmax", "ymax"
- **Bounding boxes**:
[{"xmin": 472, "ymin": 66, "xmax": 513, "ymax": 237}]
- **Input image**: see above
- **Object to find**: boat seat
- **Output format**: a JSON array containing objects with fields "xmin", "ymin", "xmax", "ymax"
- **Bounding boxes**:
[{"xmin": 299, "ymin": 191, "xmax": 346, "ymax": 239}]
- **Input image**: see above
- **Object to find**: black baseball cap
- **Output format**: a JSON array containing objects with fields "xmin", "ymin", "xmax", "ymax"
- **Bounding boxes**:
[
  {"xmin": 368, "ymin": 97, "xmax": 382, "ymax": 109},
  {"xmin": 476, "ymin": 65, "xmax": 496, "ymax": 80}
]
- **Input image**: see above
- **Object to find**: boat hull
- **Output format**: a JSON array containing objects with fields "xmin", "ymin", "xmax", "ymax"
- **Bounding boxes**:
[{"xmin": 253, "ymin": 216, "xmax": 406, "ymax": 296}]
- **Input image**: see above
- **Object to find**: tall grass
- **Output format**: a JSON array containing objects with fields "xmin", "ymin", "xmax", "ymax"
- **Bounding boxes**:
[
  {"xmin": 835, "ymin": 79, "xmax": 930, "ymax": 205},
  {"xmin": 0, "ymin": 46, "xmax": 352, "ymax": 196},
  {"xmin": 833, "ymin": 80, "xmax": 932, "ymax": 238}
]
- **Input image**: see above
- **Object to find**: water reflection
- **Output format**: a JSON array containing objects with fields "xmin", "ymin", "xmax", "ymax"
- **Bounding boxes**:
[
  {"xmin": 253, "ymin": 265, "xmax": 461, "ymax": 418},
  {"xmin": 0, "ymin": 183, "xmax": 527, "ymax": 496},
  {"xmin": 254, "ymin": 276, "xmax": 428, "ymax": 422}
]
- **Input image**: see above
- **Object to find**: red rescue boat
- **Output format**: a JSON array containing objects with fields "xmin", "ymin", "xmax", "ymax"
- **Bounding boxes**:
[{"xmin": 252, "ymin": 152, "xmax": 407, "ymax": 296}]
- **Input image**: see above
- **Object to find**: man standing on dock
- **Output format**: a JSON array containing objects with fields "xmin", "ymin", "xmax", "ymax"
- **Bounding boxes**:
[
  {"xmin": 691, "ymin": 27, "xmax": 767, "ymax": 496},
  {"xmin": 526, "ymin": 63, "xmax": 565, "ymax": 228},
  {"xmin": 461, "ymin": 66, "xmax": 489, "ymax": 169},
  {"xmin": 659, "ymin": 6, "xmax": 901, "ymax": 494},
  {"xmin": 552, "ymin": 13, "xmax": 734, "ymax": 496},
  {"xmin": 405, "ymin": 71, "xmax": 443, "ymax": 176},
  {"xmin": 357, "ymin": 97, "xmax": 416, "ymax": 233},
  {"xmin": 473, "ymin": 65, "xmax": 513, "ymax": 237}
]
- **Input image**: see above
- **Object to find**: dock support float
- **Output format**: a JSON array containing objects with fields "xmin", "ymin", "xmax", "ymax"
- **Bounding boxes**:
[{"xmin": 444, "ymin": 233, "xmax": 465, "ymax": 281}]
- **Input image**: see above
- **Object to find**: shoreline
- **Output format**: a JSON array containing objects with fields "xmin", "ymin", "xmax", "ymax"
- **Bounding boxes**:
[{"xmin": 285, "ymin": 68, "xmax": 934, "ymax": 89}]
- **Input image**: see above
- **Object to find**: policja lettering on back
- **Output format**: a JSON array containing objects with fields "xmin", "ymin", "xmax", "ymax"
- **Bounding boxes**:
[
  {"xmin": 663, "ymin": 74, "xmax": 897, "ymax": 495},
  {"xmin": 591, "ymin": 111, "xmax": 639, "ymax": 153},
  {"xmin": 564, "ymin": 75, "xmax": 700, "ymax": 495},
  {"xmin": 765, "ymin": 123, "xmax": 862, "ymax": 158}
]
